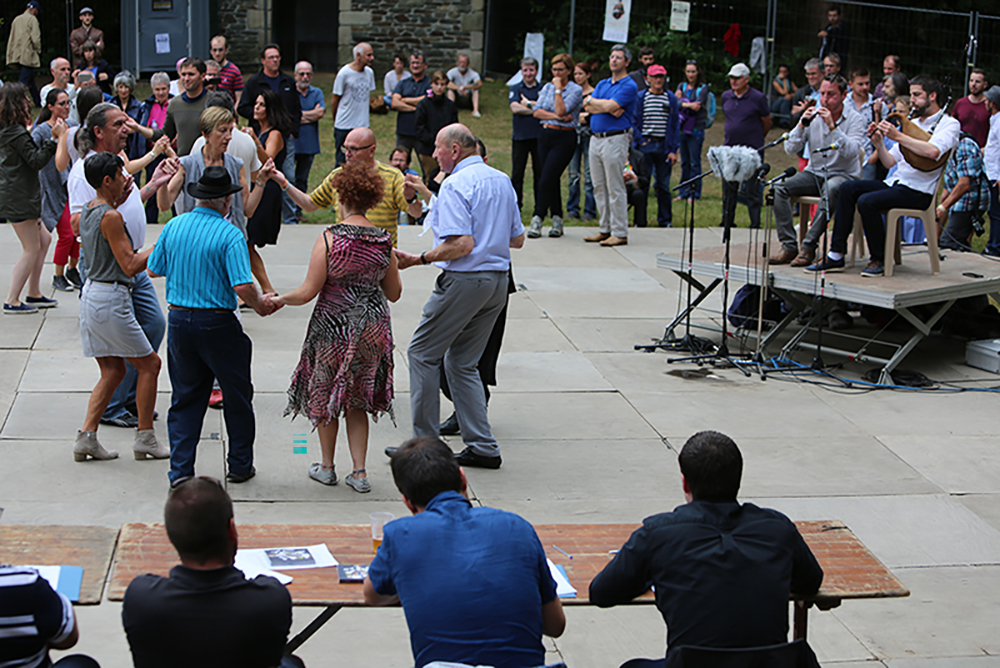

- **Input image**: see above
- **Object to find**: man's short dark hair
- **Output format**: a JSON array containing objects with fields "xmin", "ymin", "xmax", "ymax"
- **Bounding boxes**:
[
  {"xmin": 823, "ymin": 73, "xmax": 849, "ymax": 94},
  {"xmin": 824, "ymin": 53, "xmax": 841, "ymax": 67},
  {"xmin": 639, "ymin": 46, "xmax": 655, "ymax": 58},
  {"xmin": 678, "ymin": 431, "xmax": 743, "ymax": 501},
  {"xmin": 410, "ymin": 50, "xmax": 425, "ymax": 64},
  {"xmin": 971, "ymin": 67, "xmax": 989, "ymax": 84},
  {"xmin": 205, "ymin": 90, "xmax": 236, "ymax": 115},
  {"xmin": 181, "ymin": 57, "xmax": 206, "ymax": 75},
  {"xmin": 165, "ymin": 477, "xmax": 234, "ymax": 564},
  {"xmin": 261, "ymin": 43, "xmax": 280, "ymax": 59},
  {"xmin": 84, "ymin": 151, "xmax": 123, "ymax": 189},
  {"xmin": 850, "ymin": 67, "xmax": 870, "ymax": 80},
  {"xmin": 910, "ymin": 75, "xmax": 945, "ymax": 105},
  {"xmin": 390, "ymin": 437, "xmax": 463, "ymax": 508},
  {"xmin": 829, "ymin": 4, "xmax": 840, "ymax": 14},
  {"xmin": 520, "ymin": 57, "xmax": 538, "ymax": 70}
]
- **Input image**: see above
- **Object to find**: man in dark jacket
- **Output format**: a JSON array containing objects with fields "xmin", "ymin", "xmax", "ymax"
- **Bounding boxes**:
[
  {"xmin": 237, "ymin": 43, "xmax": 301, "ymax": 225},
  {"xmin": 414, "ymin": 71, "xmax": 458, "ymax": 184},
  {"xmin": 590, "ymin": 430, "xmax": 823, "ymax": 667}
]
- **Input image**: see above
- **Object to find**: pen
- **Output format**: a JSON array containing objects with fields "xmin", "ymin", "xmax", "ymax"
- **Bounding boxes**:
[{"xmin": 552, "ymin": 545, "xmax": 573, "ymax": 559}]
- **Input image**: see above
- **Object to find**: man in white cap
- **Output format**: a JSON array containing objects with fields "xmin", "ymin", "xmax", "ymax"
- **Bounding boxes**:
[
  {"xmin": 70, "ymin": 7, "xmax": 105, "ymax": 67},
  {"xmin": 721, "ymin": 62, "xmax": 771, "ymax": 228}
]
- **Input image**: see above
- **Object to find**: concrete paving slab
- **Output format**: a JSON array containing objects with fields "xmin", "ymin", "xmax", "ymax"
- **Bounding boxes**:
[
  {"xmin": 957, "ymin": 494, "xmax": 1000, "ymax": 534},
  {"xmin": 250, "ymin": 349, "xmax": 303, "ymax": 393},
  {"xmin": 0, "ymin": 350, "xmax": 28, "ymax": 393},
  {"xmin": 234, "ymin": 499, "xmax": 412, "ymax": 525},
  {"xmin": 756, "ymin": 495, "xmax": 1000, "ymax": 568},
  {"xmin": 495, "ymin": 317, "xmax": 576, "ymax": 353},
  {"xmin": 888, "ymin": 657, "xmax": 1000, "ymax": 667},
  {"xmin": 36, "ymin": 291, "xmax": 81, "ymax": 319},
  {"xmin": 806, "ymin": 610, "xmax": 881, "ymax": 664},
  {"xmin": 52, "ymin": 601, "xmax": 132, "ymax": 668},
  {"xmin": 557, "ymin": 319, "xmax": 680, "ymax": 353},
  {"xmin": 528, "ymin": 290, "xmax": 682, "ymax": 319},
  {"xmin": 19, "ymin": 350, "xmax": 99, "ymax": 392},
  {"xmin": 553, "ymin": 606, "xmax": 669, "ymax": 668},
  {"xmin": 586, "ymin": 351, "xmax": 749, "ymax": 392},
  {"xmin": 0, "ymin": 311, "xmax": 43, "ymax": 348},
  {"xmin": 878, "ymin": 435, "xmax": 1000, "ymax": 494},
  {"xmin": 493, "ymin": 352, "xmax": 612, "ymax": 393},
  {"xmin": 488, "ymin": 391, "xmax": 660, "ymax": 442},
  {"xmin": 489, "ymin": 497, "xmax": 684, "ymax": 526},
  {"xmin": 0, "ymin": 392, "xmax": 13, "ymax": 433},
  {"xmin": 815, "ymin": 389, "xmax": 999, "ymax": 437},
  {"xmin": 33, "ymin": 315, "xmax": 84, "ymax": 350},
  {"xmin": 516, "ymin": 267, "xmax": 665, "ymax": 293},
  {"xmin": 465, "ymin": 439, "xmax": 674, "ymax": 503},
  {"xmin": 832, "ymin": 565, "xmax": 1000, "ymax": 660},
  {"xmin": 293, "ymin": 607, "xmax": 415, "ymax": 668}
]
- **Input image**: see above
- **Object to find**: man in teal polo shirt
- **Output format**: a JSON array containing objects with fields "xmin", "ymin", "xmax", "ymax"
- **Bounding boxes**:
[{"xmin": 147, "ymin": 166, "xmax": 281, "ymax": 487}]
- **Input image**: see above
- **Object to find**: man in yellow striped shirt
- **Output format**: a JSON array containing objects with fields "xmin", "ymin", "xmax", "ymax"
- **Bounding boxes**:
[{"xmin": 275, "ymin": 127, "xmax": 422, "ymax": 245}]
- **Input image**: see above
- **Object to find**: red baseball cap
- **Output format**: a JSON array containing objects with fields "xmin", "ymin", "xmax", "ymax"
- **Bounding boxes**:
[{"xmin": 647, "ymin": 65, "xmax": 667, "ymax": 77}]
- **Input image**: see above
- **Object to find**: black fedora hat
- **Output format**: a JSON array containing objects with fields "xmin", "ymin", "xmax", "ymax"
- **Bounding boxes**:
[{"xmin": 186, "ymin": 166, "xmax": 243, "ymax": 200}]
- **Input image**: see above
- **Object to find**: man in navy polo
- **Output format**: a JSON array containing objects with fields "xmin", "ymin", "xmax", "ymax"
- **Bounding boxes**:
[
  {"xmin": 365, "ymin": 436, "xmax": 566, "ymax": 668},
  {"xmin": 508, "ymin": 57, "xmax": 543, "ymax": 212},
  {"xmin": 391, "ymin": 51, "xmax": 431, "ymax": 166},
  {"xmin": 721, "ymin": 62, "xmax": 772, "ymax": 228},
  {"xmin": 583, "ymin": 44, "xmax": 639, "ymax": 247}
]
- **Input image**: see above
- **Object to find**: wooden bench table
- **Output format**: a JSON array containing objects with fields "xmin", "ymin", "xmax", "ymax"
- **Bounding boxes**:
[{"xmin": 107, "ymin": 520, "xmax": 908, "ymax": 649}]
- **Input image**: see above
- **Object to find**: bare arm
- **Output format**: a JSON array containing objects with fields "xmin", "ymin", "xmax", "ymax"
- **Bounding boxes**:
[
  {"xmin": 328, "ymin": 93, "xmax": 341, "ymax": 120},
  {"xmin": 542, "ymin": 598, "xmax": 566, "ymax": 638},
  {"xmin": 510, "ymin": 232, "xmax": 525, "ymax": 249},
  {"xmin": 381, "ymin": 248, "xmax": 402, "ymax": 302},
  {"xmin": 938, "ymin": 176, "xmax": 970, "ymax": 213},
  {"xmin": 363, "ymin": 577, "xmax": 400, "ymax": 606},
  {"xmin": 102, "ymin": 208, "xmax": 152, "ymax": 277},
  {"xmin": 270, "ymin": 168, "xmax": 319, "ymax": 213},
  {"xmin": 55, "ymin": 129, "xmax": 71, "ymax": 172},
  {"xmin": 273, "ymin": 232, "xmax": 329, "ymax": 306},
  {"xmin": 233, "ymin": 281, "xmax": 279, "ymax": 316},
  {"xmin": 884, "ymin": 121, "xmax": 943, "ymax": 159},
  {"xmin": 584, "ymin": 96, "xmax": 622, "ymax": 115},
  {"xmin": 301, "ymin": 103, "xmax": 325, "ymax": 123},
  {"xmin": 158, "ymin": 162, "xmax": 186, "ymax": 211},
  {"xmin": 391, "ymin": 92, "xmax": 417, "ymax": 112},
  {"xmin": 394, "ymin": 234, "xmax": 475, "ymax": 269}
]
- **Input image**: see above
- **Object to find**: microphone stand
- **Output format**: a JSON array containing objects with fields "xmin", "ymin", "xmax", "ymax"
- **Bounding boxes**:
[
  {"xmin": 636, "ymin": 169, "xmax": 716, "ymax": 354},
  {"xmin": 751, "ymin": 169, "xmax": 793, "ymax": 371},
  {"xmin": 810, "ymin": 143, "xmax": 835, "ymax": 371}
]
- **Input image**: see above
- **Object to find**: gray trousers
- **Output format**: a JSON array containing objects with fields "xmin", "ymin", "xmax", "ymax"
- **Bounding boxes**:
[
  {"xmin": 590, "ymin": 133, "xmax": 631, "ymax": 238},
  {"xmin": 774, "ymin": 169, "xmax": 849, "ymax": 253},
  {"xmin": 408, "ymin": 270, "xmax": 508, "ymax": 457}
]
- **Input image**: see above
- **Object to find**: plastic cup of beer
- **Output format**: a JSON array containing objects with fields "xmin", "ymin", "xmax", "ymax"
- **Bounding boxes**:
[{"xmin": 370, "ymin": 512, "xmax": 395, "ymax": 553}]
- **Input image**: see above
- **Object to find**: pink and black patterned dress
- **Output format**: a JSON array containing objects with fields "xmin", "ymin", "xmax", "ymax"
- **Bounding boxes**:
[{"xmin": 285, "ymin": 224, "xmax": 395, "ymax": 425}]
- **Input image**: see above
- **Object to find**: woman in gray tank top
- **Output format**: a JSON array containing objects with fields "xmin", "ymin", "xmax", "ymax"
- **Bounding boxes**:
[{"xmin": 75, "ymin": 153, "xmax": 169, "ymax": 463}]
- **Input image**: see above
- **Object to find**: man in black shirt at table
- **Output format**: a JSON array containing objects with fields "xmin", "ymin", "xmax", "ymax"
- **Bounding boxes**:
[
  {"xmin": 121, "ymin": 477, "xmax": 303, "ymax": 668},
  {"xmin": 590, "ymin": 431, "xmax": 824, "ymax": 667}
]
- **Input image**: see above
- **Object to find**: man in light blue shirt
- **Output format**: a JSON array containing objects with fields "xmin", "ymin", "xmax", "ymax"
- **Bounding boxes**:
[
  {"xmin": 148, "ymin": 166, "xmax": 281, "ymax": 486},
  {"xmin": 396, "ymin": 124, "xmax": 525, "ymax": 469}
]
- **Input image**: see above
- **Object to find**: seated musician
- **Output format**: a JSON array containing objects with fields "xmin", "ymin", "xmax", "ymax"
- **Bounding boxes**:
[
  {"xmin": 590, "ymin": 431, "xmax": 824, "ymax": 668},
  {"xmin": 121, "ymin": 477, "xmax": 304, "ymax": 668},
  {"xmin": 770, "ymin": 74, "xmax": 866, "ymax": 267},
  {"xmin": 806, "ymin": 75, "xmax": 959, "ymax": 277},
  {"xmin": 365, "ymin": 436, "xmax": 565, "ymax": 668}
]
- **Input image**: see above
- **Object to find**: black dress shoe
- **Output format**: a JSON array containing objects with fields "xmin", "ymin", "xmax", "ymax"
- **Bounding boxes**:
[
  {"xmin": 226, "ymin": 467, "xmax": 256, "ymax": 483},
  {"xmin": 455, "ymin": 447, "xmax": 501, "ymax": 470},
  {"xmin": 439, "ymin": 413, "xmax": 460, "ymax": 435},
  {"xmin": 384, "ymin": 446, "xmax": 399, "ymax": 458}
]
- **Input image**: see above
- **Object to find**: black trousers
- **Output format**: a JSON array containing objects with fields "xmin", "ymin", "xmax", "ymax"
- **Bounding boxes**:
[
  {"xmin": 511, "ymin": 138, "xmax": 540, "ymax": 211},
  {"xmin": 533, "ymin": 128, "xmax": 577, "ymax": 218}
]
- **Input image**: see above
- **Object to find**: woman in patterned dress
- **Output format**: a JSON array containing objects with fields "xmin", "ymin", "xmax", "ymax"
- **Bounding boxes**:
[{"xmin": 274, "ymin": 160, "xmax": 402, "ymax": 493}]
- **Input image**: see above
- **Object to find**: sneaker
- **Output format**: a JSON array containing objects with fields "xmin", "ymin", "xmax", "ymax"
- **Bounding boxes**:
[
  {"xmin": 3, "ymin": 302, "xmax": 38, "ymax": 315},
  {"xmin": 548, "ymin": 216, "xmax": 564, "ymax": 238},
  {"xmin": 65, "ymin": 267, "xmax": 82, "ymax": 289},
  {"xmin": 53, "ymin": 275, "xmax": 75, "ymax": 292},
  {"xmin": 345, "ymin": 469, "xmax": 371, "ymax": 493},
  {"xmin": 100, "ymin": 412, "xmax": 139, "ymax": 428},
  {"xmin": 24, "ymin": 295, "xmax": 57, "ymax": 309},
  {"xmin": 472, "ymin": 110, "xmax": 482, "ymax": 118},
  {"xmin": 209, "ymin": 388, "xmax": 224, "ymax": 409},
  {"xmin": 860, "ymin": 260, "xmax": 884, "ymax": 277},
  {"xmin": 527, "ymin": 216, "xmax": 543, "ymax": 238},
  {"xmin": 804, "ymin": 256, "xmax": 846, "ymax": 273},
  {"xmin": 308, "ymin": 463, "xmax": 337, "ymax": 485},
  {"xmin": 455, "ymin": 446, "xmax": 502, "ymax": 469}
]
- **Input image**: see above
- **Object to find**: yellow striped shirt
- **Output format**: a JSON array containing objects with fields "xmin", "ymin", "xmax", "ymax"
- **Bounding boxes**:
[{"xmin": 308, "ymin": 160, "xmax": 408, "ymax": 246}]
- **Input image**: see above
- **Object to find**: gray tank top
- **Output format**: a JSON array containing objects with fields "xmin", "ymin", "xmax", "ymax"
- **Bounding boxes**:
[
  {"xmin": 177, "ymin": 150, "xmax": 246, "ymax": 238},
  {"xmin": 80, "ymin": 202, "xmax": 133, "ymax": 285}
]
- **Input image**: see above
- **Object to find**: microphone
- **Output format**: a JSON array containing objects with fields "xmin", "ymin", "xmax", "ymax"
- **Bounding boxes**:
[
  {"xmin": 765, "ymin": 166, "xmax": 797, "ymax": 186},
  {"xmin": 761, "ymin": 133, "xmax": 790, "ymax": 150},
  {"xmin": 756, "ymin": 163, "xmax": 771, "ymax": 180},
  {"xmin": 812, "ymin": 142, "xmax": 840, "ymax": 154}
]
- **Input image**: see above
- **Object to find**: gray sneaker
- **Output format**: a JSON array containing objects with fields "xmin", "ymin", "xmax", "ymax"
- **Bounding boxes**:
[
  {"xmin": 527, "ymin": 215, "xmax": 543, "ymax": 238},
  {"xmin": 548, "ymin": 216, "xmax": 564, "ymax": 238},
  {"xmin": 53, "ymin": 275, "xmax": 75, "ymax": 292},
  {"xmin": 308, "ymin": 462, "xmax": 337, "ymax": 485},
  {"xmin": 345, "ymin": 469, "xmax": 371, "ymax": 493}
]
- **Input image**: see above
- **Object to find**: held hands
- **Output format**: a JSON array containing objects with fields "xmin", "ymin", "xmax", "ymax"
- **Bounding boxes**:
[
  {"xmin": 404, "ymin": 173, "xmax": 432, "ymax": 200},
  {"xmin": 118, "ymin": 175, "xmax": 136, "ymax": 207},
  {"xmin": 50, "ymin": 118, "xmax": 67, "ymax": 139},
  {"xmin": 152, "ymin": 135, "xmax": 171, "ymax": 156},
  {"xmin": 151, "ymin": 157, "xmax": 180, "ymax": 186},
  {"xmin": 256, "ymin": 293, "xmax": 284, "ymax": 316},
  {"xmin": 394, "ymin": 249, "xmax": 422, "ymax": 270}
]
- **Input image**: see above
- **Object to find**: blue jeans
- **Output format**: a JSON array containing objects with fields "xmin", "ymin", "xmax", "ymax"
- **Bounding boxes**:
[
  {"xmin": 281, "ymin": 135, "xmax": 297, "ymax": 224},
  {"xmin": 19, "ymin": 65, "xmax": 39, "ymax": 106},
  {"xmin": 678, "ymin": 130, "xmax": 704, "ymax": 199},
  {"xmin": 103, "ymin": 272, "xmax": 166, "ymax": 421},
  {"xmin": 567, "ymin": 132, "xmax": 596, "ymax": 218},
  {"xmin": 638, "ymin": 139, "xmax": 673, "ymax": 227},
  {"xmin": 770, "ymin": 97, "xmax": 792, "ymax": 127},
  {"xmin": 294, "ymin": 153, "xmax": 315, "ymax": 216},
  {"xmin": 986, "ymin": 182, "xmax": 1000, "ymax": 256},
  {"xmin": 166, "ymin": 310, "xmax": 255, "ymax": 484}
]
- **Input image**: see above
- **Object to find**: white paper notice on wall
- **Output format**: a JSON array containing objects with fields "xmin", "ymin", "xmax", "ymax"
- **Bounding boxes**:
[
  {"xmin": 155, "ymin": 33, "xmax": 171, "ymax": 54},
  {"xmin": 671, "ymin": 1, "xmax": 691, "ymax": 32},
  {"xmin": 603, "ymin": 0, "xmax": 631, "ymax": 43}
]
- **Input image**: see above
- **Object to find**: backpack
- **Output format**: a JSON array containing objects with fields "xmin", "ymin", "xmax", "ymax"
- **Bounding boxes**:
[{"xmin": 686, "ymin": 83, "xmax": 716, "ymax": 129}]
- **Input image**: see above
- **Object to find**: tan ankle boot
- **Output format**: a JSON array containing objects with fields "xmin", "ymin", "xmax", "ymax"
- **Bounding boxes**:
[
  {"xmin": 133, "ymin": 429, "xmax": 170, "ymax": 460},
  {"xmin": 73, "ymin": 430, "xmax": 119, "ymax": 462}
]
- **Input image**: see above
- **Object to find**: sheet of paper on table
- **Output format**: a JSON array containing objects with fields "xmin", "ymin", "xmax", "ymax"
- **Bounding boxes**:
[
  {"xmin": 26, "ymin": 565, "xmax": 84, "ymax": 602},
  {"xmin": 235, "ymin": 543, "xmax": 338, "ymax": 585},
  {"xmin": 546, "ymin": 558, "xmax": 577, "ymax": 598}
]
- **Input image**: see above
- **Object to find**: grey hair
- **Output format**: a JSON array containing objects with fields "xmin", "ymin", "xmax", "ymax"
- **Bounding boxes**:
[
  {"xmin": 520, "ymin": 57, "xmax": 538, "ymax": 69},
  {"xmin": 75, "ymin": 102, "xmax": 119, "ymax": 155},
  {"xmin": 353, "ymin": 43, "xmax": 369, "ymax": 59},
  {"xmin": 204, "ymin": 59, "xmax": 221, "ymax": 71},
  {"xmin": 805, "ymin": 57, "xmax": 823, "ymax": 72},
  {"xmin": 611, "ymin": 44, "xmax": 632, "ymax": 61},
  {"xmin": 113, "ymin": 70, "xmax": 136, "ymax": 93},
  {"xmin": 49, "ymin": 57, "xmax": 67, "ymax": 71},
  {"xmin": 439, "ymin": 124, "xmax": 476, "ymax": 150},
  {"xmin": 150, "ymin": 71, "xmax": 170, "ymax": 87}
]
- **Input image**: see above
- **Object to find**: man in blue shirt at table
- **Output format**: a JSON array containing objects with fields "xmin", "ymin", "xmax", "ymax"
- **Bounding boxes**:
[
  {"xmin": 583, "ymin": 44, "xmax": 639, "ymax": 247},
  {"xmin": 365, "ymin": 436, "xmax": 566, "ymax": 668},
  {"xmin": 147, "ymin": 166, "xmax": 282, "ymax": 487}
]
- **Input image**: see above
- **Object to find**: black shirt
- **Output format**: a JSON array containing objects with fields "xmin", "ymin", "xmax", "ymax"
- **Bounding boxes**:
[
  {"xmin": 122, "ymin": 564, "xmax": 292, "ymax": 668},
  {"xmin": 590, "ymin": 500, "xmax": 823, "ymax": 653},
  {"xmin": 238, "ymin": 69, "xmax": 302, "ymax": 138}
]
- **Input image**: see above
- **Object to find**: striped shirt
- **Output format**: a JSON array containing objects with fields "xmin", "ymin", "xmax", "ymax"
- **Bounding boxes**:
[
  {"xmin": 641, "ymin": 90, "xmax": 672, "ymax": 139},
  {"xmin": 147, "ymin": 206, "xmax": 253, "ymax": 310},
  {"xmin": 309, "ymin": 160, "xmax": 408, "ymax": 246},
  {"xmin": 0, "ymin": 566, "xmax": 75, "ymax": 668},
  {"xmin": 218, "ymin": 61, "xmax": 244, "ymax": 103}
]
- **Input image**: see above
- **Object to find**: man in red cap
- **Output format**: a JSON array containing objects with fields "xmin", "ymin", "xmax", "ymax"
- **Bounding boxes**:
[{"xmin": 632, "ymin": 64, "xmax": 680, "ymax": 227}]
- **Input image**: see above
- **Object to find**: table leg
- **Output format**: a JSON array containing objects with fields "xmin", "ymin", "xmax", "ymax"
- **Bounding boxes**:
[
  {"xmin": 285, "ymin": 604, "xmax": 342, "ymax": 653},
  {"xmin": 878, "ymin": 300, "xmax": 956, "ymax": 384},
  {"xmin": 793, "ymin": 600, "xmax": 810, "ymax": 640}
]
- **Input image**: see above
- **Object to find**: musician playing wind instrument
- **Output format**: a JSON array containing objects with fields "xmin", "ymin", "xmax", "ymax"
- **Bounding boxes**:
[
  {"xmin": 769, "ymin": 74, "xmax": 866, "ymax": 267},
  {"xmin": 807, "ymin": 75, "xmax": 959, "ymax": 277}
]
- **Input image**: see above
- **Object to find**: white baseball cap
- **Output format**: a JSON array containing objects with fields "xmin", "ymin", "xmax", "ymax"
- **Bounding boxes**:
[{"xmin": 727, "ymin": 63, "xmax": 751, "ymax": 78}]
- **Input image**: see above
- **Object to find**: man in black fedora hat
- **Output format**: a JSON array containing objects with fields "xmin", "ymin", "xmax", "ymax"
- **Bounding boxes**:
[{"xmin": 147, "ymin": 165, "xmax": 282, "ymax": 487}]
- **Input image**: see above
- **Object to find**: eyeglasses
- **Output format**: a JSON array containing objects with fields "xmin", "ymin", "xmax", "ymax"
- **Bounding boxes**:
[
  {"xmin": 55, "ymin": 100, "xmax": 70, "ymax": 106},
  {"xmin": 344, "ymin": 144, "xmax": 375, "ymax": 154},
  {"xmin": 686, "ymin": 59, "xmax": 698, "ymax": 65}
]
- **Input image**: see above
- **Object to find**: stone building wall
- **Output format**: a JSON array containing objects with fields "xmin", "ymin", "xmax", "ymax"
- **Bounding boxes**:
[{"xmin": 218, "ymin": 0, "xmax": 268, "ymax": 65}]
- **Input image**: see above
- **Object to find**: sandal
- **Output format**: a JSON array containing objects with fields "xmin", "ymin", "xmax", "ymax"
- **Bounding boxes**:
[
  {"xmin": 308, "ymin": 462, "xmax": 337, "ymax": 486},
  {"xmin": 345, "ymin": 469, "xmax": 371, "ymax": 493}
]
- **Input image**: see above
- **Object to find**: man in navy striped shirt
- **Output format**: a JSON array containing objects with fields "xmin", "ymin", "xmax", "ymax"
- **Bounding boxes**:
[
  {"xmin": 633, "ymin": 64, "xmax": 680, "ymax": 227},
  {"xmin": 148, "ymin": 166, "xmax": 282, "ymax": 487}
]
